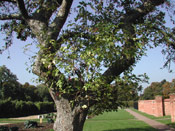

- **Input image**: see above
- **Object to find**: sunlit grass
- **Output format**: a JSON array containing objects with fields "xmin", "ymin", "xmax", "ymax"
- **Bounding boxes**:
[
  {"xmin": 0, "ymin": 118, "xmax": 48, "ymax": 124},
  {"xmin": 84, "ymin": 109, "xmax": 157, "ymax": 131}
]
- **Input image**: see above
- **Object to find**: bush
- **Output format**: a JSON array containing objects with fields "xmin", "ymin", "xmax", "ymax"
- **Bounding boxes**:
[
  {"xmin": 9, "ymin": 127, "xmax": 19, "ymax": 131},
  {"xmin": 44, "ymin": 113, "xmax": 56, "ymax": 123},
  {"xmin": 0, "ymin": 126, "xmax": 8, "ymax": 131},
  {"xmin": 0, "ymin": 99, "xmax": 15, "ymax": 117},
  {"xmin": 35, "ymin": 102, "xmax": 55, "ymax": 114},
  {"xmin": 24, "ymin": 120, "xmax": 38, "ymax": 128},
  {"xmin": 121, "ymin": 101, "xmax": 138, "ymax": 109},
  {"xmin": 14, "ymin": 100, "xmax": 38, "ymax": 116}
]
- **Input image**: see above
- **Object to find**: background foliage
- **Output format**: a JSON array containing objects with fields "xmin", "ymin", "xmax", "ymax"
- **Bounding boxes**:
[
  {"xmin": 141, "ymin": 79, "xmax": 175, "ymax": 100},
  {"xmin": 0, "ymin": 65, "xmax": 55, "ymax": 118}
]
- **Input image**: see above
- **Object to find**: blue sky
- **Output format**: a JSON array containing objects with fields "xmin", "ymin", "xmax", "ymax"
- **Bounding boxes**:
[{"xmin": 0, "ymin": 1, "xmax": 175, "ymax": 89}]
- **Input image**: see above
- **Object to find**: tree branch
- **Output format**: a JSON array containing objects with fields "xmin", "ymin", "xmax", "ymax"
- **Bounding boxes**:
[
  {"xmin": 48, "ymin": 0, "xmax": 73, "ymax": 39},
  {"xmin": 0, "ymin": 13, "xmax": 23, "ymax": 20},
  {"xmin": 32, "ymin": 0, "xmax": 62, "ymax": 23},
  {"xmin": 16, "ymin": 0, "xmax": 29, "ymax": 19},
  {"xmin": 101, "ymin": 0, "xmax": 167, "ymax": 84},
  {"xmin": 122, "ymin": 0, "xmax": 166, "ymax": 24}
]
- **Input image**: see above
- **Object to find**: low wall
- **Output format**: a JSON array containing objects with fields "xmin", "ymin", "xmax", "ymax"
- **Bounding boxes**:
[{"xmin": 138, "ymin": 94, "xmax": 175, "ymax": 122}]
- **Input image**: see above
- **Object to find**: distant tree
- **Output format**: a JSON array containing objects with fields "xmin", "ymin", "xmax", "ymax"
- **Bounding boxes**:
[
  {"xmin": 162, "ymin": 81, "xmax": 171, "ymax": 98},
  {"xmin": 0, "ymin": 65, "xmax": 18, "ymax": 88},
  {"xmin": 36, "ymin": 84, "xmax": 53, "ymax": 102},
  {"xmin": 141, "ymin": 79, "xmax": 175, "ymax": 100},
  {"xmin": 141, "ymin": 82, "xmax": 163, "ymax": 100},
  {"xmin": 170, "ymin": 79, "xmax": 175, "ymax": 93},
  {"xmin": 22, "ymin": 82, "xmax": 38, "ymax": 101},
  {"xmin": 0, "ymin": 65, "xmax": 21, "ymax": 99},
  {"xmin": 0, "ymin": 0, "xmax": 175, "ymax": 130}
]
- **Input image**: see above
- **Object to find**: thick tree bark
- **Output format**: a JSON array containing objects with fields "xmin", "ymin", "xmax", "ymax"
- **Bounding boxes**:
[{"xmin": 52, "ymin": 97, "xmax": 88, "ymax": 131}]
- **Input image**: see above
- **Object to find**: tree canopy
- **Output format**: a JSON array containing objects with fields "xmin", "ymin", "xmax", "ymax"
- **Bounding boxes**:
[
  {"xmin": 0, "ymin": 65, "xmax": 53, "ymax": 101},
  {"xmin": 0, "ymin": 0, "xmax": 175, "ymax": 130},
  {"xmin": 141, "ymin": 79, "xmax": 175, "ymax": 100}
]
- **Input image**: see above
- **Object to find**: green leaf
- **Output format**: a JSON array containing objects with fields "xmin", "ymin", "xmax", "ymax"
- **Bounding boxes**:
[{"xmin": 56, "ymin": 80, "xmax": 63, "ymax": 88}]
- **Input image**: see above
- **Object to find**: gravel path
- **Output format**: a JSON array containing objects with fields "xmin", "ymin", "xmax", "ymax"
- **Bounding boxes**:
[
  {"xmin": 125, "ymin": 109, "xmax": 175, "ymax": 131},
  {"xmin": 10, "ymin": 114, "xmax": 39, "ymax": 120}
]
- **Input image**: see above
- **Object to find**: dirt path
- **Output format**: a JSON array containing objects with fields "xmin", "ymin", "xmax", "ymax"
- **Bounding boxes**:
[
  {"xmin": 125, "ymin": 109, "xmax": 175, "ymax": 131},
  {"xmin": 10, "ymin": 114, "xmax": 39, "ymax": 120},
  {"xmin": 0, "ymin": 114, "xmax": 43, "ymax": 125}
]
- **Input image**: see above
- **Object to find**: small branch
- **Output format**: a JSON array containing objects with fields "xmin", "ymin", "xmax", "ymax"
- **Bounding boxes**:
[
  {"xmin": 153, "ymin": 26, "xmax": 175, "ymax": 49},
  {"xmin": 16, "ymin": 0, "xmax": 29, "ymax": 19},
  {"xmin": 0, "ymin": 13, "xmax": 23, "ymax": 20}
]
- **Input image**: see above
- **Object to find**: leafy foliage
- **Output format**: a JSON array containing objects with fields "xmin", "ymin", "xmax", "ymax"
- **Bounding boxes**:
[
  {"xmin": 0, "ymin": 99, "xmax": 55, "ymax": 118},
  {"xmin": 0, "ymin": 0, "xmax": 175, "ymax": 130},
  {"xmin": 24, "ymin": 120, "xmax": 38, "ymax": 129},
  {"xmin": 141, "ymin": 79, "xmax": 175, "ymax": 99},
  {"xmin": 0, "ymin": 66, "xmax": 52, "ymax": 102}
]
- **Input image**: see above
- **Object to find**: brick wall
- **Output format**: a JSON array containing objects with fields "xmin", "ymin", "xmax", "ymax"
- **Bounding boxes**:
[
  {"xmin": 164, "ymin": 99, "xmax": 171, "ymax": 116},
  {"xmin": 138, "ymin": 94, "xmax": 175, "ymax": 122},
  {"xmin": 138, "ymin": 100, "xmax": 156, "ymax": 116}
]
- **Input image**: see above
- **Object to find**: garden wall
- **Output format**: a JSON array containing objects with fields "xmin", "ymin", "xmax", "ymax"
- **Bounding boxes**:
[{"xmin": 138, "ymin": 94, "xmax": 175, "ymax": 122}]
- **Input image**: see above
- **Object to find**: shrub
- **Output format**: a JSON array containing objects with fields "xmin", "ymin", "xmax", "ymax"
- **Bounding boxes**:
[
  {"xmin": 44, "ymin": 113, "xmax": 56, "ymax": 123},
  {"xmin": 35, "ymin": 102, "xmax": 55, "ymax": 114},
  {"xmin": 9, "ymin": 127, "xmax": 19, "ymax": 131},
  {"xmin": 24, "ymin": 120, "xmax": 38, "ymax": 128},
  {"xmin": 121, "ymin": 101, "xmax": 138, "ymax": 109},
  {"xmin": 0, "ymin": 99, "xmax": 15, "ymax": 117},
  {"xmin": 0, "ymin": 126, "xmax": 8, "ymax": 131}
]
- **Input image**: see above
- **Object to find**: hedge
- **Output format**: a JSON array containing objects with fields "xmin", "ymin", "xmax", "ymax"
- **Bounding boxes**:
[
  {"xmin": 121, "ymin": 101, "xmax": 138, "ymax": 109},
  {"xmin": 0, "ymin": 99, "xmax": 56, "ymax": 118}
]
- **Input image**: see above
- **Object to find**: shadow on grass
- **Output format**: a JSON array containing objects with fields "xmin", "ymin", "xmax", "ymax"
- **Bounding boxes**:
[
  {"xmin": 168, "ymin": 123, "xmax": 175, "ymax": 128},
  {"xmin": 103, "ymin": 127, "xmax": 157, "ymax": 131}
]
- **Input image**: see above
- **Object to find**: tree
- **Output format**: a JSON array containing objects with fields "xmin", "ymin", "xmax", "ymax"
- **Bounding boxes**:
[
  {"xmin": 0, "ymin": 65, "xmax": 18, "ymax": 88},
  {"xmin": 141, "ymin": 79, "xmax": 175, "ymax": 99},
  {"xmin": 22, "ymin": 82, "xmax": 38, "ymax": 101},
  {"xmin": 141, "ymin": 82, "xmax": 163, "ymax": 100},
  {"xmin": 0, "ymin": 0, "xmax": 175, "ymax": 131},
  {"xmin": 36, "ymin": 84, "xmax": 53, "ymax": 102},
  {"xmin": 0, "ymin": 65, "xmax": 20, "ymax": 99},
  {"xmin": 162, "ymin": 81, "xmax": 171, "ymax": 98}
]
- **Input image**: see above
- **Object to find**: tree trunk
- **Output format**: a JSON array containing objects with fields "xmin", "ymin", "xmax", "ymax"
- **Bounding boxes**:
[{"xmin": 53, "ymin": 97, "xmax": 88, "ymax": 131}]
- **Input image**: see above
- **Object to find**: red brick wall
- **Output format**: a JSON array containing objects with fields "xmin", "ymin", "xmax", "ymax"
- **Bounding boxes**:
[
  {"xmin": 170, "ymin": 94, "xmax": 175, "ymax": 122},
  {"xmin": 138, "ymin": 94, "xmax": 175, "ymax": 122},
  {"xmin": 138, "ymin": 100, "xmax": 156, "ymax": 116},
  {"xmin": 164, "ymin": 99, "xmax": 171, "ymax": 116}
]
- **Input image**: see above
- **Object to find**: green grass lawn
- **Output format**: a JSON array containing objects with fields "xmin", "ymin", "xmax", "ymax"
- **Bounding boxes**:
[{"xmin": 83, "ymin": 109, "xmax": 157, "ymax": 131}]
